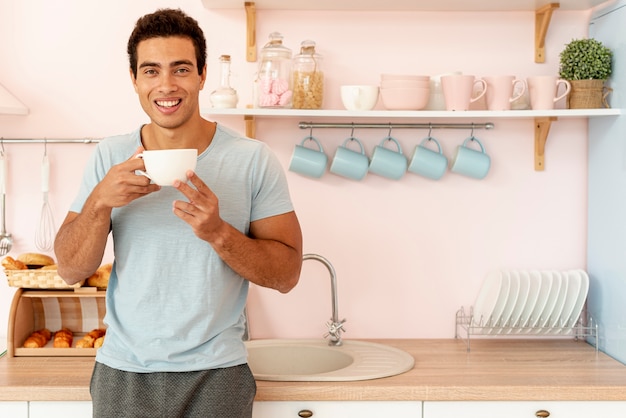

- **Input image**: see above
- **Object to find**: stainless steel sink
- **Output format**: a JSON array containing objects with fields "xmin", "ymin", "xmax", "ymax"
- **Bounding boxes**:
[{"xmin": 245, "ymin": 339, "xmax": 415, "ymax": 381}]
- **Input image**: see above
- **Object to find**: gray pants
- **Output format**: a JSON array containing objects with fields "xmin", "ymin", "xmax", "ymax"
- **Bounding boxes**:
[{"xmin": 90, "ymin": 362, "xmax": 256, "ymax": 418}]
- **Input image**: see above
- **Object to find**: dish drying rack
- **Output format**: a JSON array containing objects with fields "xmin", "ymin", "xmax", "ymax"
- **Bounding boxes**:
[{"xmin": 455, "ymin": 306, "xmax": 599, "ymax": 352}]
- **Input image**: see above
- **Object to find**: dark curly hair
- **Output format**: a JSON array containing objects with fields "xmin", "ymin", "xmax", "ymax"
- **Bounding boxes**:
[{"xmin": 127, "ymin": 8, "xmax": 207, "ymax": 78}]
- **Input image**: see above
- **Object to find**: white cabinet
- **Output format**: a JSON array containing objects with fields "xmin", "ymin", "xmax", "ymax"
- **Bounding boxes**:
[
  {"xmin": 28, "ymin": 401, "xmax": 92, "ymax": 418},
  {"xmin": 253, "ymin": 401, "xmax": 422, "ymax": 417},
  {"xmin": 0, "ymin": 401, "xmax": 28, "ymax": 418},
  {"xmin": 423, "ymin": 401, "xmax": 626, "ymax": 418}
]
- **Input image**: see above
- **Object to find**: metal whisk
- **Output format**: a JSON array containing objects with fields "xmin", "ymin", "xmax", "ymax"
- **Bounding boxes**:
[{"xmin": 35, "ymin": 141, "xmax": 55, "ymax": 252}]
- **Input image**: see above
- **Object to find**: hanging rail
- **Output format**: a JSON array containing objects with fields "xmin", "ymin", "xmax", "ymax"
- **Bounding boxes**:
[
  {"xmin": 0, "ymin": 138, "xmax": 100, "ymax": 144},
  {"xmin": 298, "ymin": 122, "xmax": 495, "ymax": 130}
]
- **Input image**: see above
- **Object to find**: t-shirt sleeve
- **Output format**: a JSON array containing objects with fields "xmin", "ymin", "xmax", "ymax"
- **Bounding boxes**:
[{"xmin": 250, "ymin": 143, "xmax": 294, "ymax": 222}]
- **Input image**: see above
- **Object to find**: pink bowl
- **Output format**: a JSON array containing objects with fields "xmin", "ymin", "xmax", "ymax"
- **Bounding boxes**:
[
  {"xmin": 380, "ymin": 87, "xmax": 430, "ymax": 110},
  {"xmin": 381, "ymin": 74, "xmax": 430, "ymax": 82},
  {"xmin": 380, "ymin": 79, "xmax": 430, "ymax": 89}
]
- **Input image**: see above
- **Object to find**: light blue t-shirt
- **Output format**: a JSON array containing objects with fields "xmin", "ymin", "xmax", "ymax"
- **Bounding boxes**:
[{"xmin": 70, "ymin": 124, "xmax": 294, "ymax": 372}]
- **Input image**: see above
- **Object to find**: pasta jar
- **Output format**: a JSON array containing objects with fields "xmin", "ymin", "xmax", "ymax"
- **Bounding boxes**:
[
  {"xmin": 292, "ymin": 40, "xmax": 324, "ymax": 109},
  {"xmin": 254, "ymin": 32, "xmax": 293, "ymax": 108}
]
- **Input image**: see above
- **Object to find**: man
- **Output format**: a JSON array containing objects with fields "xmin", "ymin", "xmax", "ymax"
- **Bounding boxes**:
[{"xmin": 54, "ymin": 8, "xmax": 302, "ymax": 417}]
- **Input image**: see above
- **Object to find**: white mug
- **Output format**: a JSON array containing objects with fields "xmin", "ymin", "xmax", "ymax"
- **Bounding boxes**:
[
  {"xmin": 340, "ymin": 85, "xmax": 379, "ymax": 111},
  {"xmin": 136, "ymin": 149, "xmax": 197, "ymax": 186}
]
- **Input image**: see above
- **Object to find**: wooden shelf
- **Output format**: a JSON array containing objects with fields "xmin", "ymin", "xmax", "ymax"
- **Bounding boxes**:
[{"xmin": 201, "ymin": 0, "xmax": 609, "ymax": 11}]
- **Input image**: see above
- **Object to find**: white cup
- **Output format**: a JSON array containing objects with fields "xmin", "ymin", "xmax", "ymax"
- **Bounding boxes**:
[
  {"xmin": 527, "ymin": 76, "xmax": 571, "ymax": 110},
  {"xmin": 136, "ymin": 149, "xmax": 197, "ymax": 186},
  {"xmin": 340, "ymin": 85, "xmax": 379, "ymax": 111}
]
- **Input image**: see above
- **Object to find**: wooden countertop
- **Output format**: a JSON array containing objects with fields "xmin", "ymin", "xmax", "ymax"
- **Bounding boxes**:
[{"xmin": 1, "ymin": 339, "xmax": 625, "ymax": 402}]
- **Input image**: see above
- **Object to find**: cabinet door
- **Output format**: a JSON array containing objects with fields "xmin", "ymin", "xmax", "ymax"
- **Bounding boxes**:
[
  {"xmin": 29, "ymin": 401, "xmax": 92, "ymax": 418},
  {"xmin": 253, "ymin": 401, "xmax": 422, "ymax": 418},
  {"xmin": 0, "ymin": 401, "xmax": 28, "ymax": 418},
  {"xmin": 424, "ymin": 401, "xmax": 626, "ymax": 418}
]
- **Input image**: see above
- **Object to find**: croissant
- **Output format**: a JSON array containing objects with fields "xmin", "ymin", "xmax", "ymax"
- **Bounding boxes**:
[
  {"xmin": 2, "ymin": 256, "xmax": 27, "ymax": 270},
  {"xmin": 76, "ymin": 328, "xmax": 107, "ymax": 348},
  {"xmin": 23, "ymin": 328, "xmax": 52, "ymax": 348},
  {"xmin": 53, "ymin": 328, "xmax": 73, "ymax": 348}
]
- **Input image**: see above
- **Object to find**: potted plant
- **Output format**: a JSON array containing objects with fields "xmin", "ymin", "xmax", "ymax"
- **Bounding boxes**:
[{"xmin": 558, "ymin": 38, "xmax": 613, "ymax": 109}]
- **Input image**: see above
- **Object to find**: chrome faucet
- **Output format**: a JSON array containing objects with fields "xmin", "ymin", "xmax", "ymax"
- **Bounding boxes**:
[{"xmin": 303, "ymin": 253, "xmax": 347, "ymax": 346}]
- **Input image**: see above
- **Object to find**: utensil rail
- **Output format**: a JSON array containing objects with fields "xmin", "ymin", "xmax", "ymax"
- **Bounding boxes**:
[{"xmin": 298, "ymin": 122, "xmax": 495, "ymax": 130}]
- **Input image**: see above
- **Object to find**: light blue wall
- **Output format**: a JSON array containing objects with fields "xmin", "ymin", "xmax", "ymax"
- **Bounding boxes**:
[{"xmin": 588, "ymin": 1, "xmax": 626, "ymax": 365}]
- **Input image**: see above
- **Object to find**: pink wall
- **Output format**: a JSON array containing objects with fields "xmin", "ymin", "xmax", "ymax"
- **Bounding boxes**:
[{"xmin": 0, "ymin": 1, "xmax": 591, "ymax": 339}]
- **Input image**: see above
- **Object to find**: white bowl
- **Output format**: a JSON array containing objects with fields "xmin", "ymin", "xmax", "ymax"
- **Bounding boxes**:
[{"xmin": 340, "ymin": 85, "xmax": 380, "ymax": 111}]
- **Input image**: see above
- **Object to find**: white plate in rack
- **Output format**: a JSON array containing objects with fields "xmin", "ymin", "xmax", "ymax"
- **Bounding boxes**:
[
  {"xmin": 507, "ymin": 270, "xmax": 530, "ymax": 333},
  {"xmin": 564, "ymin": 269, "xmax": 590, "ymax": 329},
  {"xmin": 494, "ymin": 270, "xmax": 520, "ymax": 333},
  {"xmin": 555, "ymin": 270, "xmax": 582, "ymax": 333},
  {"xmin": 487, "ymin": 270, "xmax": 511, "ymax": 331},
  {"xmin": 526, "ymin": 270, "xmax": 553, "ymax": 331},
  {"xmin": 472, "ymin": 270, "xmax": 503, "ymax": 327},
  {"xmin": 518, "ymin": 270, "xmax": 541, "ymax": 330},
  {"xmin": 540, "ymin": 271, "xmax": 564, "ymax": 332}
]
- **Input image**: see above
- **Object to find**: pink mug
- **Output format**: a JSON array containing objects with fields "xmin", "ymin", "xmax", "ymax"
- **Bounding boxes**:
[
  {"xmin": 527, "ymin": 76, "xmax": 571, "ymax": 110},
  {"xmin": 484, "ymin": 76, "xmax": 527, "ymax": 111},
  {"xmin": 441, "ymin": 75, "xmax": 487, "ymax": 111}
]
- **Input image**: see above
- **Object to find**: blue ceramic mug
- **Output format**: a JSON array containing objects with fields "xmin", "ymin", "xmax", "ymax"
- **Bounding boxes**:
[
  {"xmin": 450, "ymin": 136, "xmax": 491, "ymax": 179},
  {"xmin": 408, "ymin": 137, "xmax": 448, "ymax": 180},
  {"xmin": 368, "ymin": 137, "xmax": 407, "ymax": 180},
  {"xmin": 330, "ymin": 137, "xmax": 369, "ymax": 181},
  {"xmin": 288, "ymin": 136, "xmax": 328, "ymax": 178}
]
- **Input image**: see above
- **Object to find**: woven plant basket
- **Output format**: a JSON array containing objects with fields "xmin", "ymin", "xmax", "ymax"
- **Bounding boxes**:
[{"xmin": 567, "ymin": 79, "xmax": 611, "ymax": 109}]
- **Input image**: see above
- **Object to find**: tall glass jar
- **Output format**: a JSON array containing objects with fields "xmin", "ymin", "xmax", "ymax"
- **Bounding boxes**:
[
  {"xmin": 254, "ymin": 32, "xmax": 293, "ymax": 108},
  {"xmin": 292, "ymin": 40, "xmax": 324, "ymax": 109},
  {"xmin": 209, "ymin": 55, "xmax": 238, "ymax": 109}
]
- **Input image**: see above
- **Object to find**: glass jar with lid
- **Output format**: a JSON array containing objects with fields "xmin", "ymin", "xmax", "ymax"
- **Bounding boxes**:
[
  {"xmin": 254, "ymin": 32, "xmax": 293, "ymax": 108},
  {"xmin": 292, "ymin": 40, "xmax": 324, "ymax": 109}
]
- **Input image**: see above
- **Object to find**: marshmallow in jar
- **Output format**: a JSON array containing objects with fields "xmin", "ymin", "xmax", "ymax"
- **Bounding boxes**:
[{"xmin": 254, "ymin": 32, "xmax": 293, "ymax": 108}]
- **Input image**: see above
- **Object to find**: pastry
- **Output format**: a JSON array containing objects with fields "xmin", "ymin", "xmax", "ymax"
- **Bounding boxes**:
[
  {"xmin": 23, "ymin": 328, "xmax": 52, "ymax": 348},
  {"xmin": 87, "ymin": 263, "xmax": 112, "ymax": 288},
  {"xmin": 53, "ymin": 328, "xmax": 73, "ymax": 348},
  {"xmin": 76, "ymin": 328, "xmax": 106, "ymax": 348},
  {"xmin": 1, "ymin": 256, "xmax": 27, "ymax": 270},
  {"xmin": 17, "ymin": 252, "xmax": 55, "ymax": 269},
  {"xmin": 94, "ymin": 336, "xmax": 105, "ymax": 348}
]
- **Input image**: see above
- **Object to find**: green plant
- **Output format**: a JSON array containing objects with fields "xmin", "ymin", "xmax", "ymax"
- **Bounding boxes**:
[{"xmin": 559, "ymin": 38, "xmax": 612, "ymax": 80}]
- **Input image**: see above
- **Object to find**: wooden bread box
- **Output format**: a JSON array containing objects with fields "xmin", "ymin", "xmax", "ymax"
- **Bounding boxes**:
[{"xmin": 7, "ymin": 288, "xmax": 106, "ymax": 357}]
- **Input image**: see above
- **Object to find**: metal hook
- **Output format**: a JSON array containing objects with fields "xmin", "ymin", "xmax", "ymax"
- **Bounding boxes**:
[
  {"xmin": 309, "ymin": 125, "xmax": 313, "ymax": 138},
  {"xmin": 43, "ymin": 138, "xmax": 48, "ymax": 157},
  {"xmin": 470, "ymin": 123, "xmax": 475, "ymax": 140},
  {"xmin": 387, "ymin": 123, "xmax": 393, "ymax": 138},
  {"xmin": 350, "ymin": 122, "xmax": 355, "ymax": 139},
  {"xmin": 428, "ymin": 123, "xmax": 433, "ymax": 139},
  {"xmin": 0, "ymin": 138, "xmax": 4, "ymax": 156}
]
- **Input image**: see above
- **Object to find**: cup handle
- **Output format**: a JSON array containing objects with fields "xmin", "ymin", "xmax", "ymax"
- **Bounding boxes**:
[
  {"xmin": 470, "ymin": 79, "xmax": 488, "ymax": 103},
  {"xmin": 134, "ymin": 153, "xmax": 151, "ymax": 180},
  {"xmin": 510, "ymin": 79, "xmax": 526, "ymax": 103},
  {"xmin": 554, "ymin": 79, "xmax": 572, "ymax": 103},
  {"xmin": 301, "ymin": 136, "xmax": 324, "ymax": 152},
  {"xmin": 420, "ymin": 137, "xmax": 443, "ymax": 155},
  {"xmin": 343, "ymin": 137, "xmax": 366, "ymax": 155},
  {"xmin": 463, "ymin": 136, "xmax": 486, "ymax": 154},
  {"xmin": 380, "ymin": 136, "xmax": 403, "ymax": 154}
]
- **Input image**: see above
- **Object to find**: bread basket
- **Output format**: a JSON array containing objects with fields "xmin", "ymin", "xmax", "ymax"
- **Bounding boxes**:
[{"xmin": 5, "ymin": 269, "xmax": 84, "ymax": 289}]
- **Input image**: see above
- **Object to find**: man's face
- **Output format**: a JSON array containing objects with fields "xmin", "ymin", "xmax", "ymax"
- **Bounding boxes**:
[{"xmin": 131, "ymin": 36, "xmax": 206, "ymax": 130}]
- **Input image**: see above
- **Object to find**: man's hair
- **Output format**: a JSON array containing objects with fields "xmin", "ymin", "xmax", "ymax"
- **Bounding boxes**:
[{"xmin": 127, "ymin": 8, "xmax": 207, "ymax": 78}]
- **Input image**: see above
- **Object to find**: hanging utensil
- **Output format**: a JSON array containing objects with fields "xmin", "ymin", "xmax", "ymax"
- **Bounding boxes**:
[
  {"xmin": 35, "ymin": 140, "xmax": 55, "ymax": 252},
  {"xmin": 0, "ymin": 141, "xmax": 13, "ymax": 256}
]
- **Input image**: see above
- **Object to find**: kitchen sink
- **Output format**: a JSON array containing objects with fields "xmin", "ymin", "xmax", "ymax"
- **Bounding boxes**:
[{"xmin": 244, "ymin": 339, "xmax": 415, "ymax": 381}]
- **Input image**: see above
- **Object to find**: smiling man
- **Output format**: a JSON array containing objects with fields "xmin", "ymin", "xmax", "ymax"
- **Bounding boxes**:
[{"xmin": 54, "ymin": 8, "xmax": 302, "ymax": 418}]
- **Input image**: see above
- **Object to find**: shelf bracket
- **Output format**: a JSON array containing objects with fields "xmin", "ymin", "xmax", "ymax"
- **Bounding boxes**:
[
  {"xmin": 534, "ymin": 116, "xmax": 557, "ymax": 171},
  {"xmin": 244, "ymin": 2, "xmax": 257, "ymax": 62},
  {"xmin": 244, "ymin": 113, "xmax": 256, "ymax": 138},
  {"xmin": 535, "ymin": 3, "xmax": 560, "ymax": 63}
]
